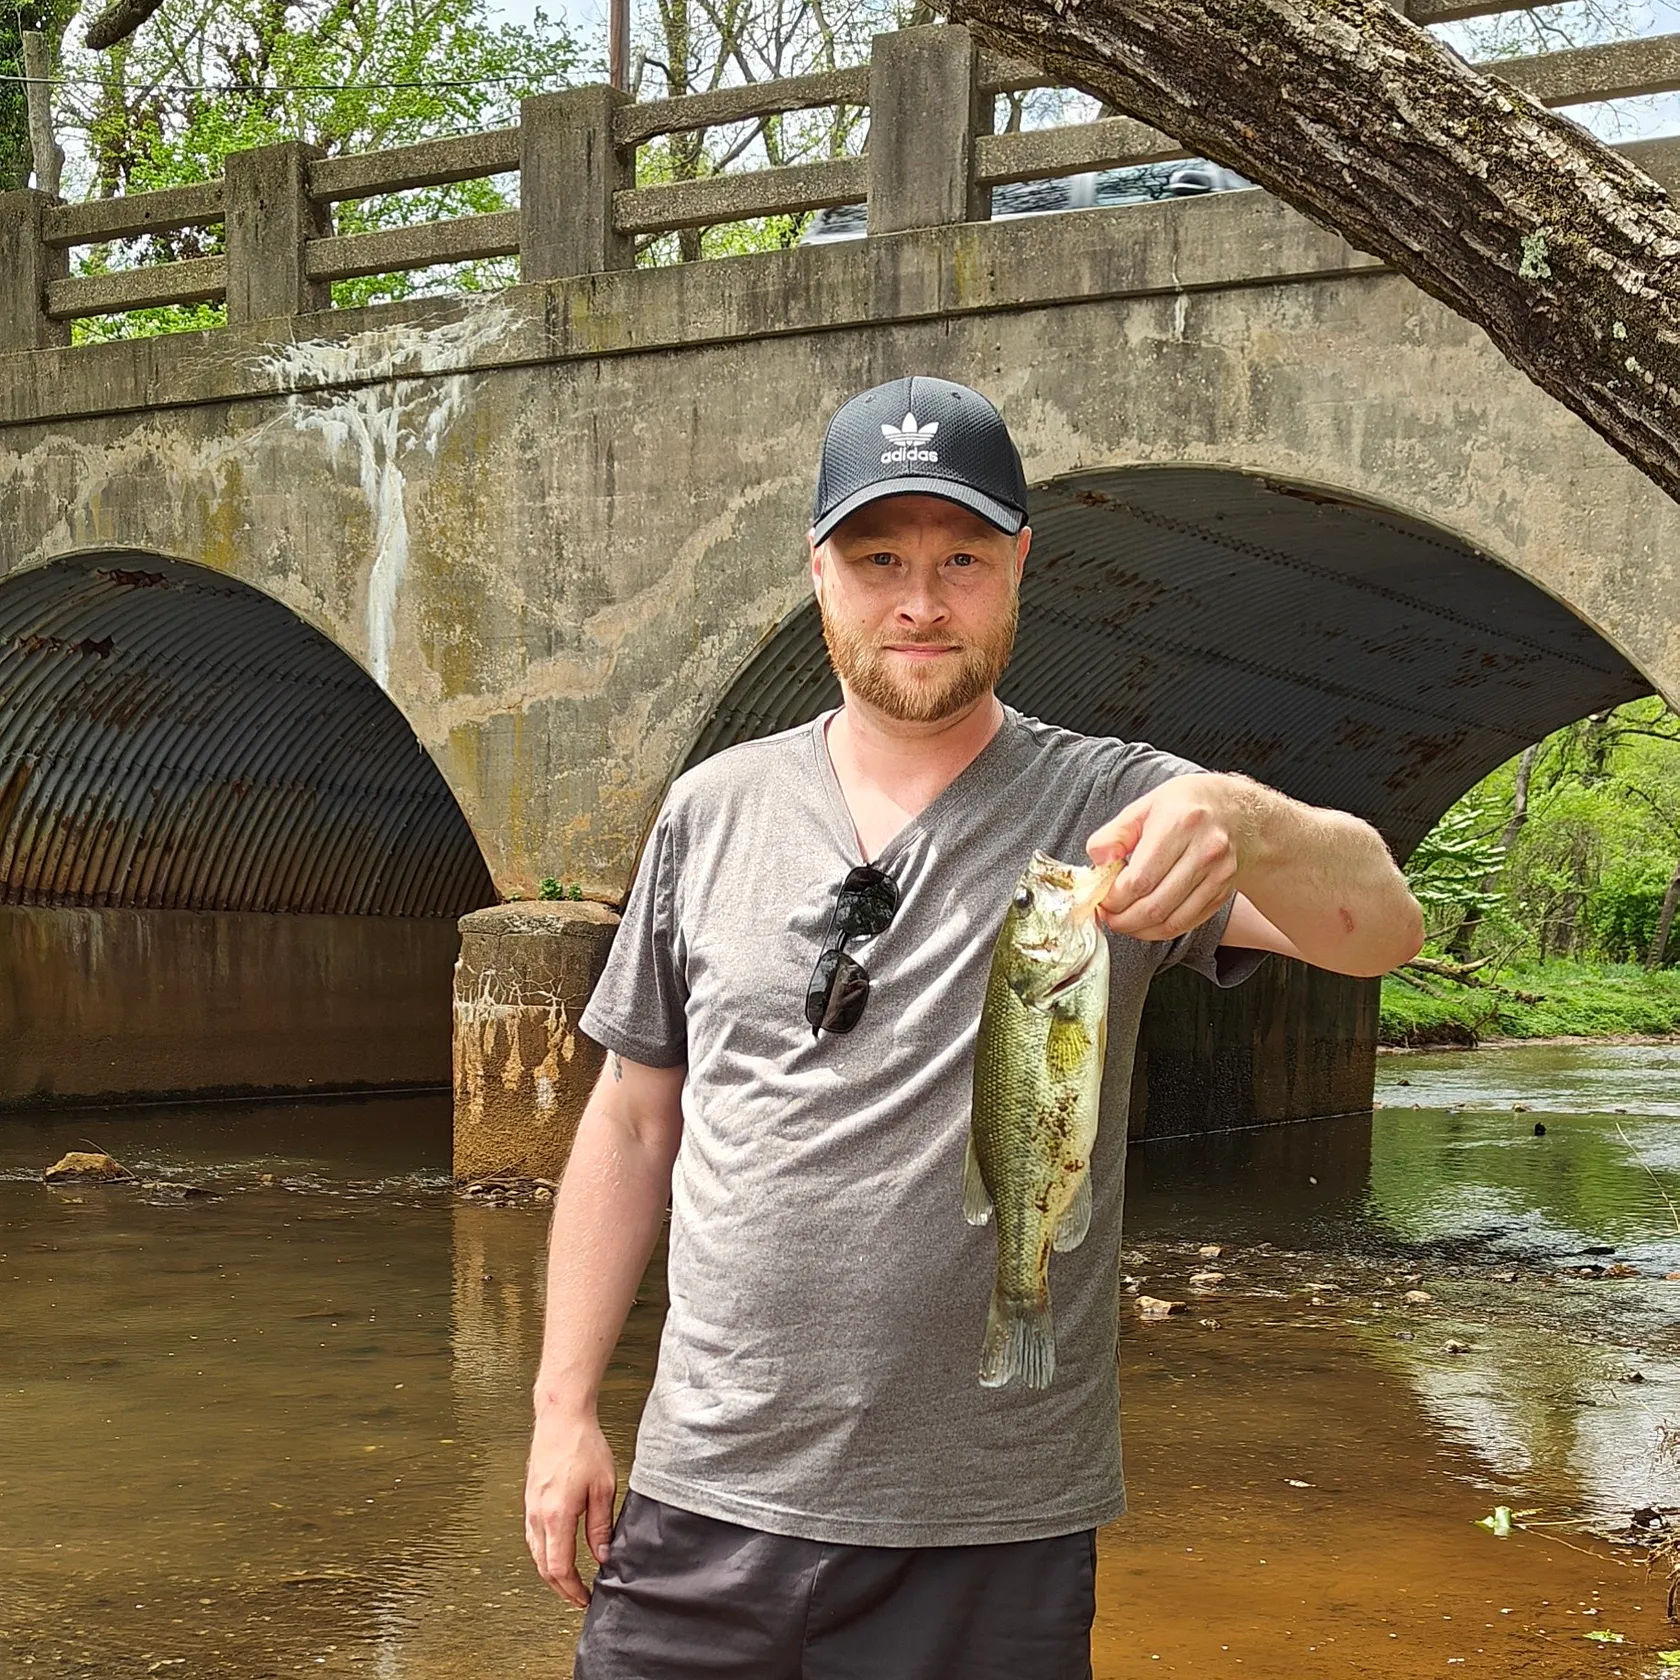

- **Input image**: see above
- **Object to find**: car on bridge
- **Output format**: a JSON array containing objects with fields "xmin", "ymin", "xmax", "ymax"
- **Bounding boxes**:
[{"xmin": 798, "ymin": 160, "xmax": 1251, "ymax": 244}]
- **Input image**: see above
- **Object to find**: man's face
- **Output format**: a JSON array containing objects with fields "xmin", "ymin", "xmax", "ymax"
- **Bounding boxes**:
[{"xmin": 810, "ymin": 495, "xmax": 1030, "ymax": 725}]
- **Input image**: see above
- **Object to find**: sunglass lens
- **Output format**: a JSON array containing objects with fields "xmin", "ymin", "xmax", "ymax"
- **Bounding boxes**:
[
  {"xmin": 804, "ymin": 948, "xmax": 871, "ymax": 1035},
  {"xmin": 838, "ymin": 866, "xmax": 899, "ymax": 937},
  {"xmin": 805, "ymin": 947, "xmax": 840, "ymax": 1032},
  {"xmin": 820, "ymin": 953, "xmax": 872, "ymax": 1033}
]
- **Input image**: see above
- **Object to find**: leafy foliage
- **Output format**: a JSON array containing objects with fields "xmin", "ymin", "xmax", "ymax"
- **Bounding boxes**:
[
  {"xmin": 1402, "ymin": 802, "xmax": 1506, "ymax": 917},
  {"xmin": 1408, "ymin": 698, "xmax": 1680, "ymax": 968},
  {"xmin": 51, "ymin": 0, "xmax": 578, "ymax": 340},
  {"xmin": 1582, "ymin": 854, "xmax": 1677, "ymax": 963}
]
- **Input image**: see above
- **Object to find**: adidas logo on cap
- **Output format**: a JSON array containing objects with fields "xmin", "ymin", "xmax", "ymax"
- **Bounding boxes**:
[{"xmin": 880, "ymin": 412, "xmax": 939, "ymax": 466}]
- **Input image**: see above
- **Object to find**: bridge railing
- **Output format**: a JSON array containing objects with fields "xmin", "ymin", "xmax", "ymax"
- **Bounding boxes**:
[{"xmin": 5, "ymin": 19, "xmax": 1680, "ymax": 355}]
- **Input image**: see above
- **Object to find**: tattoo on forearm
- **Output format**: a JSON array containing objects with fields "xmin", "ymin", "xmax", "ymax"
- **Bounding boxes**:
[{"xmin": 609, "ymin": 1052, "xmax": 623, "ymax": 1083}]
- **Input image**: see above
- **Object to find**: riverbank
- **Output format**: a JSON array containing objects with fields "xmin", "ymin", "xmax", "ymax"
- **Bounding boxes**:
[{"xmin": 1380, "ymin": 959, "xmax": 1680, "ymax": 1048}]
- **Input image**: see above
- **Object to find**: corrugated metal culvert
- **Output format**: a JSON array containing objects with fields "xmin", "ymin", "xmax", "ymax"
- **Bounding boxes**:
[
  {"xmin": 0, "ymin": 553, "xmax": 495, "ymax": 917},
  {"xmin": 691, "ymin": 466, "xmax": 1650, "ymax": 860}
]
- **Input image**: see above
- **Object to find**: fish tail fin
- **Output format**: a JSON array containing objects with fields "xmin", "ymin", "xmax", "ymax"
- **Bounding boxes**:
[
  {"xmin": 962, "ymin": 1134, "xmax": 993, "ymax": 1226},
  {"xmin": 1053, "ymin": 1171, "xmax": 1092, "ymax": 1253},
  {"xmin": 978, "ymin": 1289, "xmax": 1055, "ymax": 1390}
]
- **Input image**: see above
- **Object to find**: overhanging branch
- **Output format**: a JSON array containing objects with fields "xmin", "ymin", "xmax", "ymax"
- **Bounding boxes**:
[{"xmin": 937, "ymin": 0, "xmax": 1680, "ymax": 506}]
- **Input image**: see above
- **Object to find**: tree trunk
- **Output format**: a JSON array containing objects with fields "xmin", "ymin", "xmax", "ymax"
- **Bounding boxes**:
[
  {"xmin": 1552, "ymin": 828, "xmax": 1594, "ymax": 958},
  {"xmin": 1648, "ymin": 857, "xmax": 1680, "ymax": 968},
  {"xmin": 20, "ymin": 31, "xmax": 62, "ymax": 197},
  {"xmin": 1447, "ymin": 741, "xmax": 1536, "ymax": 960},
  {"xmin": 937, "ymin": 0, "xmax": 1680, "ymax": 507}
]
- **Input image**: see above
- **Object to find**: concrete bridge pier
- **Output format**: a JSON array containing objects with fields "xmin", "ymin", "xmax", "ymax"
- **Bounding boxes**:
[
  {"xmin": 452, "ymin": 901, "xmax": 619, "ymax": 1181},
  {"xmin": 1132, "ymin": 963, "xmax": 1379, "ymax": 1143}
]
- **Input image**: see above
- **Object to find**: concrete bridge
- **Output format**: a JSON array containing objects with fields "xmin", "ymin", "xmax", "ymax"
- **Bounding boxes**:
[{"xmin": 3, "ymin": 23, "xmax": 1678, "ymax": 1167}]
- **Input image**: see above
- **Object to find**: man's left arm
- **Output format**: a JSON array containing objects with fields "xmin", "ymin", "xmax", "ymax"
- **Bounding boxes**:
[{"xmin": 1088, "ymin": 772, "xmax": 1424, "ymax": 979}]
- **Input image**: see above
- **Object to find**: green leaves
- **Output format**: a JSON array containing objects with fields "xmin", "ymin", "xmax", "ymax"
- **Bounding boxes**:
[
  {"xmin": 1405, "ymin": 802, "xmax": 1507, "ymax": 918},
  {"xmin": 1410, "ymin": 699, "xmax": 1680, "ymax": 967},
  {"xmin": 56, "ymin": 0, "xmax": 579, "ymax": 339},
  {"xmin": 0, "ymin": 0, "xmax": 80, "ymax": 191}
]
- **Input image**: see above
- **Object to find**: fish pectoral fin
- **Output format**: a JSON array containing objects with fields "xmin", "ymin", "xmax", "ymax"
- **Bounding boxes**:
[
  {"xmin": 979, "ymin": 1288, "xmax": 1055, "ymax": 1390},
  {"xmin": 1052, "ymin": 1171, "xmax": 1092, "ymax": 1253},
  {"xmin": 1043, "ymin": 1012, "xmax": 1092, "ymax": 1080},
  {"xmin": 962, "ymin": 1133, "xmax": 994, "ymax": 1226}
]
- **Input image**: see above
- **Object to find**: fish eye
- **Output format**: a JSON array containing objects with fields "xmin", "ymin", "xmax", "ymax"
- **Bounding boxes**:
[{"xmin": 1013, "ymin": 885, "xmax": 1034, "ymax": 912}]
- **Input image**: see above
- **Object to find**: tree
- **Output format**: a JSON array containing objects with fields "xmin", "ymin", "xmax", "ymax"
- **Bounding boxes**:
[
  {"xmin": 1650, "ymin": 859, "xmax": 1680, "ymax": 968},
  {"xmin": 1445, "ymin": 741, "xmax": 1536, "ymax": 960},
  {"xmin": 1416, "ymin": 698, "xmax": 1680, "ymax": 967},
  {"xmin": 1, "ymin": 0, "xmax": 78, "ymax": 191},
  {"xmin": 48, "ymin": 0, "xmax": 578, "ymax": 337},
  {"xmin": 1404, "ymin": 802, "xmax": 1509, "ymax": 935},
  {"xmin": 631, "ymin": 0, "xmax": 904, "ymax": 263},
  {"xmin": 935, "ymin": 0, "xmax": 1680, "ymax": 509}
]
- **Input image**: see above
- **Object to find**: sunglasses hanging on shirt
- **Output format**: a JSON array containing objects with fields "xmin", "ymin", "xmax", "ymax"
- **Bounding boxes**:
[{"xmin": 805, "ymin": 864, "xmax": 899, "ymax": 1035}]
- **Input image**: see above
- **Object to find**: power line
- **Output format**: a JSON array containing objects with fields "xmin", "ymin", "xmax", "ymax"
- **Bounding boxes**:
[{"xmin": 0, "ymin": 69, "xmax": 569, "ymax": 93}]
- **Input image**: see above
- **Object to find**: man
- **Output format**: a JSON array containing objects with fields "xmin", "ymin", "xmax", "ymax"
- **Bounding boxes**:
[{"xmin": 525, "ymin": 376, "xmax": 1424, "ymax": 1678}]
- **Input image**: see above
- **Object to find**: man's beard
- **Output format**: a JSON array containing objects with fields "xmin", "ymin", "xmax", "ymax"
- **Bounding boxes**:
[{"xmin": 819, "ymin": 594, "xmax": 1019, "ymax": 724}]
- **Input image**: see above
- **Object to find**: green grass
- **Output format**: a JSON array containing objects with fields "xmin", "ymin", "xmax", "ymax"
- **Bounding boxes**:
[{"xmin": 1380, "ymin": 960, "xmax": 1680, "ymax": 1047}]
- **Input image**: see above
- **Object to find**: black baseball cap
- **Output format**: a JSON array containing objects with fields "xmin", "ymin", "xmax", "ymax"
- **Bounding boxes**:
[{"xmin": 810, "ymin": 376, "xmax": 1029, "ymax": 544}]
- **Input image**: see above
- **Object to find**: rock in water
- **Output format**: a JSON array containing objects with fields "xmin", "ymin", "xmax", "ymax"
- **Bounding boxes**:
[
  {"xmin": 966, "ymin": 850, "xmax": 1121, "ymax": 1390},
  {"xmin": 43, "ymin": 1150, "xmax": 132, "ymax": 1183},
  {"xmin": 1137, "ymin": 1297, "xmax": 1187, "ymax": 1319}
]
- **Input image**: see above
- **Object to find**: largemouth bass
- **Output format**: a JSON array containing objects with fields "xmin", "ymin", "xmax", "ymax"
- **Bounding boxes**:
[{"xmin": 965, "ymin": 850, "xmax": 1122, "ymax": 1390}]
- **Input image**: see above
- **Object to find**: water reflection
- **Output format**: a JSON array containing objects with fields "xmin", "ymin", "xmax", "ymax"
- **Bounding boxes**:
[
  {"xmin": 4, "ymin": 1055, "xmax": 1679, "ymax": 1675},
  {"xmin": 1379, "ymin": 1041, "xmax": 1680, "ymax": 1118},
  {"xmin": 1360, "ymin": 1045, "xmax": 1680, "ymax": 1542}
]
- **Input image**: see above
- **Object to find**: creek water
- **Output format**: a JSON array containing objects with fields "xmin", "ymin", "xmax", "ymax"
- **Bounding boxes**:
[{"xmin": 6, "ymin": 1043, "xmax": 1680, "ymax": 1677}]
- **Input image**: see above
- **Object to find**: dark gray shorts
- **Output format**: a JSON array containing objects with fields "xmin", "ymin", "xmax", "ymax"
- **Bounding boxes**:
[{"xmin": 572, "ymin": 1491, "xmax": 1097, "ymax": 1680}]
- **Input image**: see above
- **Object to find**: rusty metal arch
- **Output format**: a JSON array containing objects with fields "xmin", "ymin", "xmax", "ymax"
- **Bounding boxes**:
[
  {"xmin": 0, "ymin": 551, "xmax": 496, "ymax": 916},
  {"xmin": 688, "ymin": 464, "xmax": 1650, "ymax": 860}
]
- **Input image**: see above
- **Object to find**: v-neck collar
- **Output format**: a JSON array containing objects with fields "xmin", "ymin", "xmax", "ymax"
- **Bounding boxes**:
[{"xmin": 808, "ymin": 704, "xmax": 1023, "ymax": 870}]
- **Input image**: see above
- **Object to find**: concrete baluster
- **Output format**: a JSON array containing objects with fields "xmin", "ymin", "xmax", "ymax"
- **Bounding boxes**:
[
  {"xmin": 224, "ymin": 141, "xmax": 331, "ymax": 325},
  {"xmin": 520, "ymin": 86, "xmax": 635, "ymax": 282},
  {"xmin": 867, "ymin": 23, "xmax": 989, "ymax": 237},
  {"xmin": 0, "ymin": 189, "xmax": 69, "ymax": 353}
]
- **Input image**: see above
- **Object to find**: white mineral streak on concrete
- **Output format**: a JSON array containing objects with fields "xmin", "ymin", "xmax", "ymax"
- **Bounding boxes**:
[
  {"xmin": 451, "ymin": 968, "xmax": 574, "ymax": 1129},
  {"xmin": 254, "ymin": 299, "xmax": 515, "ymax": 691}
]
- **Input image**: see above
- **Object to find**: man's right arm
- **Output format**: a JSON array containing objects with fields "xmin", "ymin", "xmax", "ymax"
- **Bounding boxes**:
[{"xmin": 524, "ymin": 1049, "xmax": 685, "ymax": 1607}]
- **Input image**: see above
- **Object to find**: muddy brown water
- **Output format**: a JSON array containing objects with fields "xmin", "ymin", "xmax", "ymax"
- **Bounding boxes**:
[{"xmin": 6, "ymin": 1043, "xmax": 1680, "ymax": 1676}]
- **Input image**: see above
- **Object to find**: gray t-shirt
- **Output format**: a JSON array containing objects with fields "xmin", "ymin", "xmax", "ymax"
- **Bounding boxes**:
[{"xmin": 578, "ymin": 706, "xmax": 1266, "ymax": 1546}]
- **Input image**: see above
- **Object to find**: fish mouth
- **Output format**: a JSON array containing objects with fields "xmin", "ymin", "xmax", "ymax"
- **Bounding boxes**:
[
  {"xmin": 1010, "ymin": 933, "xmax": 1102, "ymax": 1007},
  {"xmin": 1042, "ymin": 941, "xmax": 1101, "ymax": 1003}
]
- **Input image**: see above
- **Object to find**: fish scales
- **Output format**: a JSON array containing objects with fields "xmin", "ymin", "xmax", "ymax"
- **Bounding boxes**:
[{"xmin": 964, "ymin": 850, "xmax": 1119, "ymax": 1390}]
